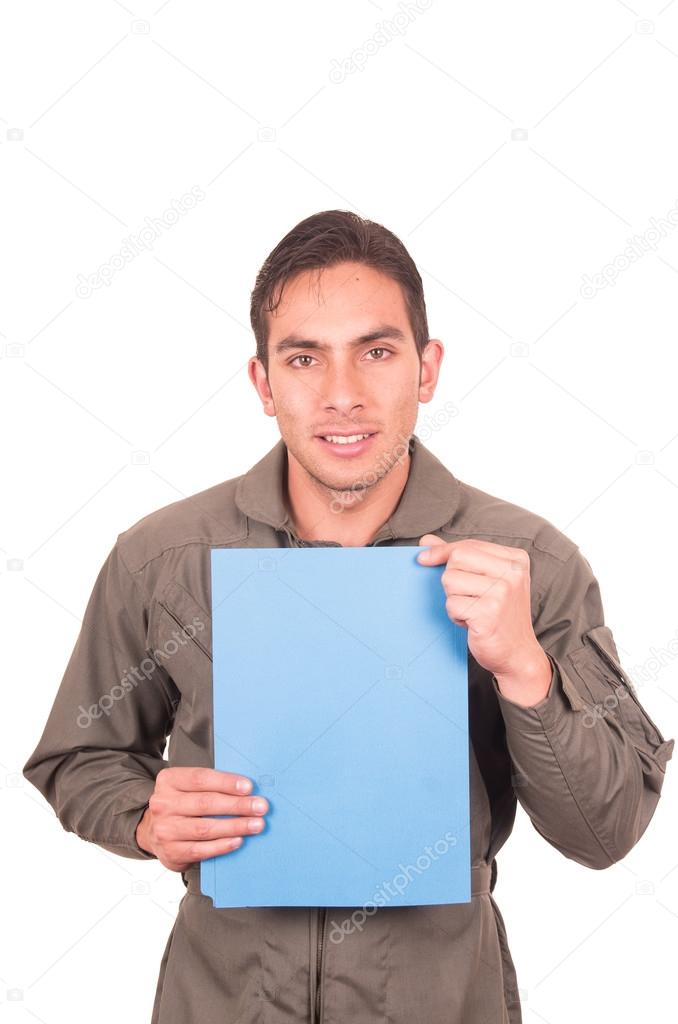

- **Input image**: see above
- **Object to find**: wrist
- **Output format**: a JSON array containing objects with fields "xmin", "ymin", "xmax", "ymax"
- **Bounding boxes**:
[
  {"xmin": 135, "ymin": 806, "xmax": 154, "ymax": 855},
  {"xmin": 494, "ymin": 648, "xmax": 553, "ymax": 708}
]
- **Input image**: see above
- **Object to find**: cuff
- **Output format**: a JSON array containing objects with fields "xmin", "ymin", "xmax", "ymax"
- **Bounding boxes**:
[
  {"xmin": 492, "ymin": 652, "xmax": 566, "ymax": 732},
  {"xmin": 99, "ymin": 782, "xmax": 159, "ymax": 861}
]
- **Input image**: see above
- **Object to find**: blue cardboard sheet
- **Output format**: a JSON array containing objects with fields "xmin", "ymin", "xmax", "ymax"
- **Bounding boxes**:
[{"xmin": 201, "ymin": 545, "xmax": 470, "ymax": 908}]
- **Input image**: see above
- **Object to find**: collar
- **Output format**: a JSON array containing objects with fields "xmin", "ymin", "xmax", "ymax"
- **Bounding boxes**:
[{"xmin": 234, "ymin": 433, "xmax": 461, "ymax": 542}]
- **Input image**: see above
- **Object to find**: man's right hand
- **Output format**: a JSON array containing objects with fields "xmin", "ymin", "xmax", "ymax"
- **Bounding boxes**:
[{"xmin": 135, "ymin": 767, "xmax": 269, "ymax": 872}]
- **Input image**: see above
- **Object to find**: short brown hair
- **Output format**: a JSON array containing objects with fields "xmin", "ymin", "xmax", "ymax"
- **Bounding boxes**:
[{"xmin": 250, "ymin": 209, "xmax": 429, "ymax": 375}]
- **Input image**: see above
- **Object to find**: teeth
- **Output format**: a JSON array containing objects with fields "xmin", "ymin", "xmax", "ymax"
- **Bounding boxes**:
[{"xmin": 323, "ymin": 433, "xmax": 370, "ymax": 444}]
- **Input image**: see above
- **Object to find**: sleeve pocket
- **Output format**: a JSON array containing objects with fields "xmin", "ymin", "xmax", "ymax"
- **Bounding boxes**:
[{"xmin": 568, "ymin": 624, "xmax": 674, "ymax": 768}]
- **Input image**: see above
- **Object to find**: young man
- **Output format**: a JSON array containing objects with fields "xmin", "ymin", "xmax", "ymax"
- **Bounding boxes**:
[{"xmin": 24, "ymin": 210, "xmax": 674, "ymax": 1024}]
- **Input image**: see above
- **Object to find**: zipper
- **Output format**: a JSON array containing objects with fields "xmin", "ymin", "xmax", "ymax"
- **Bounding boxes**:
[
  {"xmin": 281, "ymin": 523, "xmax": 395, "ymax": 549},
  {"xmin": 159, "ymin": 601, "xmax": 213, "ymax": 662},
  {"xmin": 285, "ymin": 523, "xmax": 391, "ymax": 1022},
  {"xmin": 315, "ymin": 907, "xmax": 327, "ymax": 1023},
  {"xmin": 585, "ymin": 631, "xmax": 633, "ymax": 690}
]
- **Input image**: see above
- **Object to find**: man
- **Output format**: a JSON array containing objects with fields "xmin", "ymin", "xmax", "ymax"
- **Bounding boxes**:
[{"xmin": 24, "ymin": 210, "xmax": 674, "ymax": 1024}]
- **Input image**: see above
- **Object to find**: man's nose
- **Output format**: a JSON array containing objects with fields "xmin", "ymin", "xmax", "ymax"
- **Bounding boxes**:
[{"xmin": 321, "ymin": 362, "xmax": 367, "ymax": 414}]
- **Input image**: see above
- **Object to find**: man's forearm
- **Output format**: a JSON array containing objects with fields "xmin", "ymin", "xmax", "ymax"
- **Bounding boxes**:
[{"xmin": 493, "ymin": 651, "xmax": 670, "ymax": 868}]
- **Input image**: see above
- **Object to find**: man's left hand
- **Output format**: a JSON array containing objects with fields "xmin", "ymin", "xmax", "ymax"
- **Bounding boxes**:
[{"xmin": 417, "ymin": 534, "xmax": 552, "ymax": 707}]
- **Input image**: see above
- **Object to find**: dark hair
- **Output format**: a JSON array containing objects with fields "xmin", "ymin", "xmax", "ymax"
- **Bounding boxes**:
[{"xmin": 250, "ymin": 210, "xmax": 429, "ymax": 375}]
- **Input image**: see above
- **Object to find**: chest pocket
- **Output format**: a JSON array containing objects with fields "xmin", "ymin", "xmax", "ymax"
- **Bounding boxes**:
[
  {"xmin": 151, "ymin": 579, "xmax": 213, "ymax": 714},
  {"xmin": 153, "ymin": 579, "xmax": 216, "ymax": 772},
  {"xmin": 568, "ymin": 625, "xmax": 674, "ymax": 768},
  {"xmin": 157, "ymin": 579, "xmax": 212, "ymax": 662}
]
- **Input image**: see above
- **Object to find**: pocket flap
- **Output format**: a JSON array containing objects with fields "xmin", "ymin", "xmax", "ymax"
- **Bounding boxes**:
[{"xmin": 158, "ymin": 579, "xmax": 212, "ymax": 662}]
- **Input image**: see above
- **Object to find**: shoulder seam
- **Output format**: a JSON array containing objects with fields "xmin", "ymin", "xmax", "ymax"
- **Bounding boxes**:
[
  {"xmin": 119, "ymin": 528, "xmax": 250, "ymax": 574},
  {"xmin": 439, "ymin": 524, "xmax": 577, "ymax": 566}
]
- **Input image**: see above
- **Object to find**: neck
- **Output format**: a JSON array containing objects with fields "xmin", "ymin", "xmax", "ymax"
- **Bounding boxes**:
[{"xmin": 284, "ymin": 448, "xmax": 411, "ymax": 548}]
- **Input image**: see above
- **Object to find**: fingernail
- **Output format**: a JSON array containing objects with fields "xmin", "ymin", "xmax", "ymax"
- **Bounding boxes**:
[
  {"xmin": 237, "ymin": 778, "xmax": 252, "ymax": 793},
  {"xmin": 248, "ymin": 818, "xmax": 264, "ymax": 832},
  {"xmin": 252, "ymin": 798, "xmax": 267, "ymax": 812}
]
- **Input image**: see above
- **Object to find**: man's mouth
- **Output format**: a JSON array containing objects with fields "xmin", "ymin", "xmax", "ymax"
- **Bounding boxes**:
[
  {"xmin": 316, "ymin": 432, "xmax": 378, "ymax": 456},
  {"xmin": 320, "ymin": 433, "xmax": 374, "ymax": 445}
]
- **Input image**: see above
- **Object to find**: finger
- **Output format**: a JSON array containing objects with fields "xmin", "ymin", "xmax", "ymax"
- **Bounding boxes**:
[
  {"xmin": 454, "ymin": 538, "xmax": 531, "ymax": 561},
  {"xmin": 444, "ymin": 546, "xmax": 528, "ymax": 579},
  {"xmin": 172, "ymin": 792, "xmax": 269, "ymax": 818},
  {"xmin": 440, "ymin": 568, "xmax": 504, "ymax": 598},
  {"xmin": 170, "ymin": 814, "xmax": 267, "ymax": 842},
  {"xmin": 170, "ymin": 835, "xmax": 248, "ymax": 864},
  {"xmin": 417, "ymin": 536, "xmax": 450, "ymax": 565},
  {"xmin": 420, "ymin": 534, "xmax": 529, "ymax": 560},
  {"xmin": 163, "ymin": 767, "xmax": 254, "ymax": 795},
  {"xmin": 422, "ymin": 540, "xmax": 529, "ymax": 576},
  {"xmin": 444, "ymin": 595, "xmax": 476, "ymax": 628},
  {"xmin": 419, "ymin": 534, "xmax": 444, "ymax": 546}
]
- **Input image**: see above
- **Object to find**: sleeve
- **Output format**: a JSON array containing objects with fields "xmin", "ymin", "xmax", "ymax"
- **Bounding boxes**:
[
  {"xmin": 492, "ymin": 545, "xmax": 674, "ymax": 869},
  {"xmin": 22, "ymin": 539, "xmax": 177, "ymax": 860}
]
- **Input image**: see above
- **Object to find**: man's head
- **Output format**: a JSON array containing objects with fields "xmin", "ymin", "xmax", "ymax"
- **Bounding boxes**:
[{"xmin": 248, "ymin": 209, "xmax": 443, "ymax": 504}]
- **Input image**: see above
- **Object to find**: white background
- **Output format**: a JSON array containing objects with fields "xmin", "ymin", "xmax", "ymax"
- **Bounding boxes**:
[{"xmin": 2, "ymin": 1, "xmax": 678, "ymax": 1021}]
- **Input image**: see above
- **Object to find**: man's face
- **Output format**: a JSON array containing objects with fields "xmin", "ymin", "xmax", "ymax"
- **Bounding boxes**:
[{"xmin": 249, "ymin": 260, "xmax": 442, "ymax": 498}]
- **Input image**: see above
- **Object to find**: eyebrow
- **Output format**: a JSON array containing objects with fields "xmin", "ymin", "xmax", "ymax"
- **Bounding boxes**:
[{"xmin": 273, "ymin": 324, "xmax": 408, "ymax": 356}]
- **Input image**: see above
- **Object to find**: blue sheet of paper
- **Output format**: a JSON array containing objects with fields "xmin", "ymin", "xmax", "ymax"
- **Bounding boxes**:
[{"xmin": 201, "ymin": 545, "xmax": 470, "ymax": 908}]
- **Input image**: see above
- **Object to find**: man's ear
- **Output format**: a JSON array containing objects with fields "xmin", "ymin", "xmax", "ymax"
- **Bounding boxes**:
[{"xmin": 248, "ymin": 357, "xmax": 276, "ymax": 417}]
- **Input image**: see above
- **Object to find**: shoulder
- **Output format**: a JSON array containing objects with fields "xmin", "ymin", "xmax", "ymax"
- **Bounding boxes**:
[
  {"xmin": 115, "ymin": 474, "xmax": 248, "ymax": 574},
  {"xmin": 443, "ymin": 477, "xmax": 581, "ymax": 591}
]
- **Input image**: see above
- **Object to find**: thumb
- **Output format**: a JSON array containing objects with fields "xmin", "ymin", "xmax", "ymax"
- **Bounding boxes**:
[{"xmin": 417, "ymin": 534, "xmax": 445, "ymax": 562}]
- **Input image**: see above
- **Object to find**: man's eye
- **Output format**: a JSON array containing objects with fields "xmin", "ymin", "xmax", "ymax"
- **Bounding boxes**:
[{"xmin": 288, "ymin": 348, "xmax": 392, "ymax": 368}]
